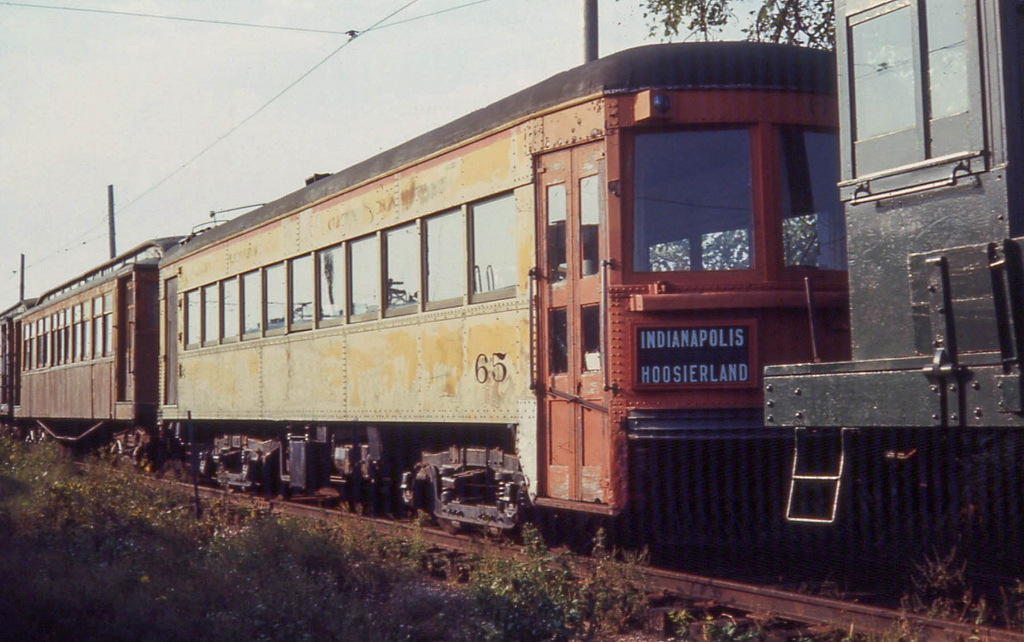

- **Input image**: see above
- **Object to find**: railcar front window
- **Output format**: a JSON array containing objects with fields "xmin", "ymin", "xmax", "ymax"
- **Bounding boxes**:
[
  {"xmin": 289, "ymin": 254, "xmax": 314, "ymax": 327},
  {"xmin": 851, "ymin": 6, "xmax": 916, "ymax": 140},
  {"xmin": 221, "ymin": 278, "xmax": 239, "ymax": 340},
  {"xmin": 349, "ymin": 235, "xmax": 380, "ymax": 319},
  {"xmin": 780, "ymin": 129, "xmax": 847, "ymax": 269},
  {"xmin": 265, "ymin": 263, "xmax": 286, "ymax": 331},
  {"xmin": 385, "ymin": 224, "xmax": 420, "ymax": 313},
  {"xmin": 470, "ymin": 193, "xmax": 516, "ymax": 298},
  {"xmin": 318, "ymin": 244, "xmax": 345, "ymax": 322},
  {"xmin": 425, "ymin": 210, "xmax": 464, "ymax": 306},
  {"xmin": 633, "ymin": 130, "xmax": 753, "ymax": 272},
  {"xmin": 241, "ymin": 270, "xmax": 262, "ymax": 336}
]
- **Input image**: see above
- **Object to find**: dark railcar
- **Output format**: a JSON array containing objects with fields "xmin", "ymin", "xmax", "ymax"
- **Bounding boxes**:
[{"xmin": 764, "ymin": 0, "xmax": 1024, "ymax": 576}]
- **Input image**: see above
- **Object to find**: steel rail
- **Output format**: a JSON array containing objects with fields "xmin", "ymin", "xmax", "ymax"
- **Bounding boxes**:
[{"xmin": 149, "ymin": 473, "xmax": 1024, "ymax": 641}]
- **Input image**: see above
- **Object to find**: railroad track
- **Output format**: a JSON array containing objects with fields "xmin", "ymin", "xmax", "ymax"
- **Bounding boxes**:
[{"xmin": 142, "ymin": 473, "xmax": 1023, "ymax": 641}]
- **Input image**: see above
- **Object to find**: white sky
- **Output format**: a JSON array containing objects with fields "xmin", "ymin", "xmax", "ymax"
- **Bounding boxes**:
[{"xmin": 0, "ymin": 0, "xmax": 746, "ymax": 310}]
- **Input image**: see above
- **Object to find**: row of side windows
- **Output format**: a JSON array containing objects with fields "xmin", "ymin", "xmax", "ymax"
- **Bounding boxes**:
[
  {"xmin": 182, "ymin": 192, "xmax": 517, "ymax": 348},
  {"xmin": 22, "ymin": 294, "xmax": 113, "ymax": 371}
]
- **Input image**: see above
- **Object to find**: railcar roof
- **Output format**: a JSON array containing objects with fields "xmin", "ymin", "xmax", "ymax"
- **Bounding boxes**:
[
  {"xmin": 30, "ymin": 237, "xmax": 183, "ymax": 311},
  {"xmin": 165, "ymin": 41, "xmax": 835, "ymax": 263}
]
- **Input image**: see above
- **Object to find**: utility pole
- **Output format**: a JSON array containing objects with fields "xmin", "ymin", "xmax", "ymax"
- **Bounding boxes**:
[
  {"xmin": 19, "ymin": 254, "xmax": 25, "ymax": 302},
  {"xmin": 583, "ymin": 0, "xmax": 599, "ymax": 63},
  {"xmin": 107, "ymin": 184, "xmax": 117, "ymax": 259}
]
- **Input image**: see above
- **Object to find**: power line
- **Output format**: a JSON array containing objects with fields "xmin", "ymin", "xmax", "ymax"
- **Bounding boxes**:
[
  {"xmin": 0, "ymin": 1, "xmax": 495, "ymax": 36},
  {"xmin": 113, "ymin": 0, "xmax": 424, "ymax": 217}
]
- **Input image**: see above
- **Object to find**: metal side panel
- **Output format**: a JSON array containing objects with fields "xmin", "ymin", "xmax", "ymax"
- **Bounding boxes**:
[{"xmin": 764, "ymin": 370, "xmax": 942, "ymax": 428}]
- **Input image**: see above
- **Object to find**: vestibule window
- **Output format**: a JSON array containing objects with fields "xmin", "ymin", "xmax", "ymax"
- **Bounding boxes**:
[{"xmin": 633, "ymin": 130, "xmax": 753, "ymax": 273}]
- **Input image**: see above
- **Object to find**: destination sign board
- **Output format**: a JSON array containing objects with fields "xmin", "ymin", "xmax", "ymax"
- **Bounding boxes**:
[{"xmin": 635, "ymin": 323, "xmax": 754, "ymax": 387}]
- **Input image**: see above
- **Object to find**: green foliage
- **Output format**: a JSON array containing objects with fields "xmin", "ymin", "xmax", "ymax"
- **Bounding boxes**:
[
  {"xmin": 467, "ymin": 525, "xmax": 648, "ymax": 641},
  {"xmin": 631, "ymin": 0, "xmax": 835, "ymax": 49},
  {"xmin": 0, "ymin": 437, "xmax": 481, "ymax": 641}
]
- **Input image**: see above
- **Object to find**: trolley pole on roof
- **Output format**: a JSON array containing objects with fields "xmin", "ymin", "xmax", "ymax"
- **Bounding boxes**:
[
  {"xmin": 19, "ymin": 254, "xmax": 25, "ymax": 302},
  {"xmin": 107, "ymin": 184, "xmax": 117, "ymax": 259},
  {"xmin": 583, "ymin": 0, "xmax": 598, "ymax": 63}
]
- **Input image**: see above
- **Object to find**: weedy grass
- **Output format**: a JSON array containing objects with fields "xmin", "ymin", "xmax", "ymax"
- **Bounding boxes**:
[
  {"xmin": 0, "ymin": 437, "xmax": 657, "ymax": 641},
  {"xmin": 0, "ymin": 437, "xmax": 481, "ymax": 641}
]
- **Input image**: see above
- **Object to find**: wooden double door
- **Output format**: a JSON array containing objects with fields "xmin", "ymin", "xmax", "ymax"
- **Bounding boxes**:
[{"xmin": 537, "ymin": 143, "xmax": 609, "ymax": 503}]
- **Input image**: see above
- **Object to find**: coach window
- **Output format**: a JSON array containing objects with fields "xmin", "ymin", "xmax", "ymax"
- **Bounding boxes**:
[
  {"xmin": 221, "ymin": 278, "xmax": 239, "ymax": 341},
  {"xmin": 265, "ymin": 263, "xmax": 287, "ymax": 334},
  {"xmin": 241, "ymin": 270, "xmax": 262, "ymax": 338},
  {"xmin": 846, "ymin": 0, "xmax": 980, "ymax": 179},
  {"xmin": 62, "ymin": 310, "xmax": 70, "ymax": 364},
  {"xmin": 83, "ymin": 305, "xmax": 91, "ymax": 359},
  {"xmin": 349, "ymin": 234, "xmax": 380, "ymax": 321},
  {"xmin": 470, "ymin": 193, "xmax": 517, "ymax": 302},
  {"xmin": 23, "ymin": 323, "xmax": 32, "ymax": 371},
  {"xmin": 103, "ymin": 293, "xmax": 113, "ymax": 356},
  {"xmin": 51, "ymin": 314, "xmax": 58, "ymax": 366},
  {"xmin": 38, "ymin": 319, "xmax": 45, "ymax": 368},
  {"xmin": 70, "ymin": 306, "xmax": 80, "ymax": 362},
  {"xmin": 385, "ymin": 223, "xmax": 420, "ymax": 316},
  {"xmin": 317, "ymin": 244, "xmax": 345, "ymax": 325},
  {"xmin": 202, "ymin": 283, "xmax": 219, "ymax": 346},
  {"xmin": 424, "ymin": 209, "xmax": 464, "ymax": 309},
  {"xmin": 184, "ymin": 290, "xmax": 200, "ymax": 348},
  {"xmin": 780, "ymin": 129, "xmax": 846, "ymax": 269},
  {"xmin": 289, "ymin": 255, "xmax": 314, "ymax": 330},
  {"xmin": 633, "ymin": 130, "xmax": 753, "ymax": 272}
]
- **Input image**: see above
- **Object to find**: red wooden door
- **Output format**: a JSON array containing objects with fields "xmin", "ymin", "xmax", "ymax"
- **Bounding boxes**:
[{"xmin": 537, "ymin": 143, "xmax": 608, "ymax": 503}]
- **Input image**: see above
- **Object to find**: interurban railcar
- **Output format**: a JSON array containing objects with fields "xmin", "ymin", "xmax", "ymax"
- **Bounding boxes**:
[
  {"xmin": 157, "ymin": 42, "xmax": 847, "ymax": 537},
  {"xmin": 11, "ymin": 239, "xmax": 179, "ymax": 448},
  {"xmin": 764, "ymin": 0, "xmax": 1024, "ymax": 573}
]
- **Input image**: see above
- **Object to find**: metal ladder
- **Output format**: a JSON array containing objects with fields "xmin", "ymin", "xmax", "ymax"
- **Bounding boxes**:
[{"xmin": 785, "ymin": 427, "xmax": 851, "ymax": 524}]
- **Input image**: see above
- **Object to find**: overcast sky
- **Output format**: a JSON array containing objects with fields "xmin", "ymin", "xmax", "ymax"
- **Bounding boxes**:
[{"xmin": 0, "ymin": 0, "xmax": 744, "ymax": 310}]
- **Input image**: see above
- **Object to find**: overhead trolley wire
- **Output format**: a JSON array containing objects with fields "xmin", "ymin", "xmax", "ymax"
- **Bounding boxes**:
[{"xmin": 2, "ymin": 0, "xmax": 481, "ymax": 288}]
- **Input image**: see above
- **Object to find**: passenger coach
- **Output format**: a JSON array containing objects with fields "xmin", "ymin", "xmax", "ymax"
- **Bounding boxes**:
[{"xmin": 158, "ymin": 43, "xmax": 848, "ymax": 537}]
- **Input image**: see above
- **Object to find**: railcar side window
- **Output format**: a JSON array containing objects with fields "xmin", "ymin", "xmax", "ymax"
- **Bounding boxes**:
[
  {"xmin": 425, "ymin": 209, "xmax": 464, "ymax": 307},
  {"xmin": 82, "ymin": 306, "xmax": 91, "ymax": 359},
  {"xmin": 289, "ymin": 255, "xmax": 314, "ymax": 328},
  {"xmin": 202, "ymin": 284, "xmax": 219, "ymax": 345},
  {"xmin": 851, "ymin": 6, "xmax": 916, "ymax": 141},
  {"xmin": 385, "ymin": 224, "xmax": 420, "ymax": 314},
  {"xmin": 241, "ymin": 270, "xmax": 262, "ymax": 336},
  {"xmin": 71, "ymin": 306, "xmax": 80, "ymax": 362},
  {"xmin": 780, "ymin": 129, "xmax": 847, "ymax": 269},
  {"xmin": 103, "ymin": 293, "xmax": 112, "ymax": 356},
  {"xmin": 317, "ymin": 244, "xmax": 345, "ymax": 323},
  {"xmin": 184, "ymin": 290, "xmax": 199, "ymax": 348},
  {"xmin": 265, "ymin": 263, "xmax": 286, "ymax": 332},
  {"xmin": 349, "ymin": 235, "xmax": 380, "ymax": 320},
  {"xmin": 470, "ymin": 193, "xmax": 517, "ymax": 300},
  {"xmin": 221, "ymin": 278, "xmax": 239, "ymax": 341},
  {"xmin": 633, "ymin": 130, "xmax": 753, "ymax": 272}
]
